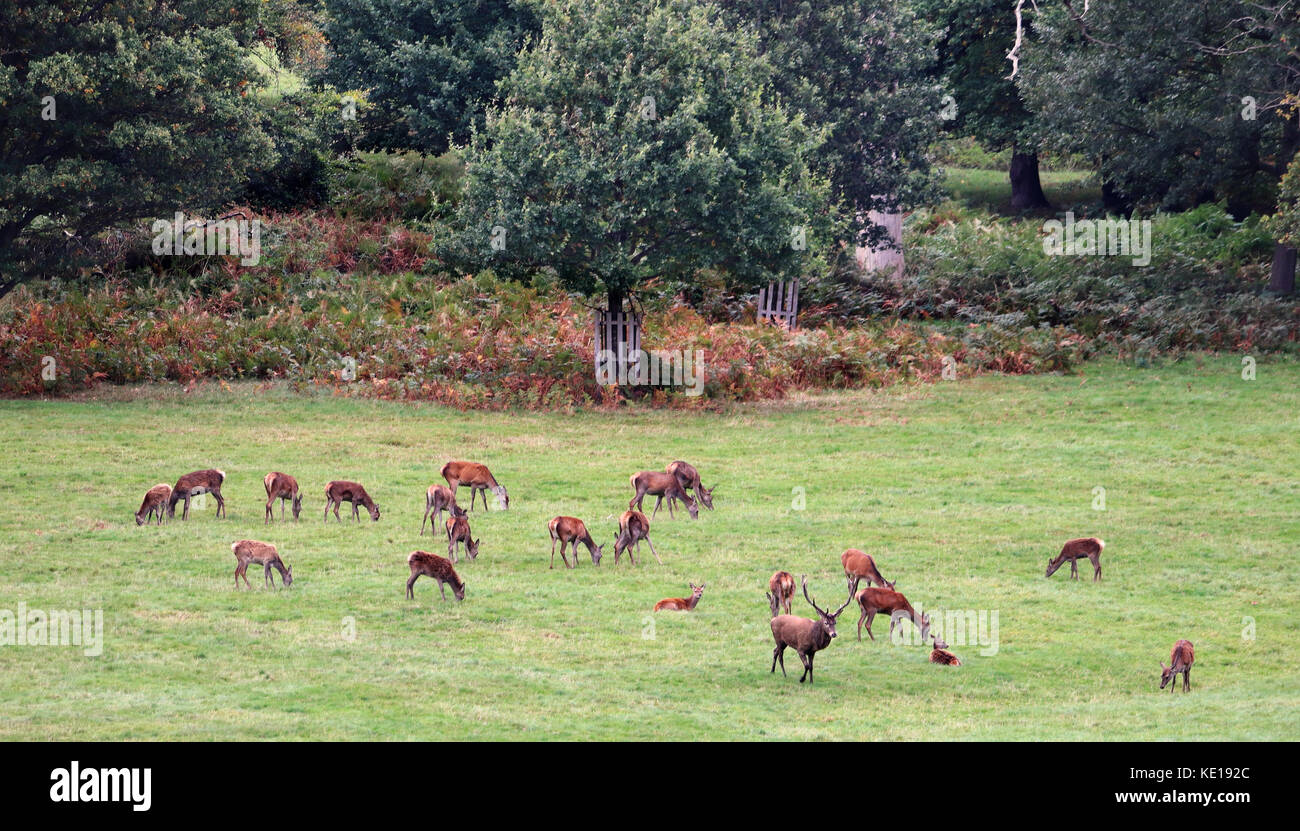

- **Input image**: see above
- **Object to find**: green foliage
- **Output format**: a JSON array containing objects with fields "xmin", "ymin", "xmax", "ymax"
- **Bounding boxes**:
[
  {"xmin": 1265, "ymin": 154, "xmax": 1300, "ymax": 248},
  {"xmin": 0, "ymin": 1, "xmax": 276, "ymax": 285},
  {"xmin": 445, "ymin": 0, "xmax": 836, "ymax": 304},
  {"xmin": 245, "ymin": 89, "xmax": 370, "ymax": 210},
  {"xmin": 317, "ymin": 0, "xmax": 539, "ymax": 154}
]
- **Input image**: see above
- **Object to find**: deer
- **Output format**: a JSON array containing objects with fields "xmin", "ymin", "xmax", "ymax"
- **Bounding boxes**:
[
  {"xmin": 768, "ymin": 570, "xmax": 795, "ymax": 616},
  {"xmin": 421, "ymin": 484, "xmax": 463, "ymax": 535},
  {"xmin": 666, "ymin": 460, "xmax": 716, "ymax": 510},
  {"xmin": 930, "ymin": 636, "xmax": 962, "ymax": 666},
  {"xmin": 324, "ymin": 480, "xmax": 380, "ymax": 522},
  {"xmin": 441, "ymin": 461, "xmax": 509, "ymax": 511},
  {"xmin": 854, "ymin": 586, "xmax": 931, "ymax": 642},
  {"xmin": 406, "ymin": 550, "xmax": 465, "ymax": 602},
  {"xmin": 628, "ymin": 471, "xmax": 698, "ymax": 520},
  {"xmin": 548, "ymin": 516, "xmax": 604, "ymax": 568},
  {"xmin": 1159, "ymin": 639, "xmax": 1195, "ymax": 693},
  {"xmin": 445, "ymin": 512, "xmax": 480, "ymax": 563},
  {"xmin": 613, "ymin": 509, "xmax": 661, "ymax": 565},
  {"xmin": 135, "ymin": 484, "xmax": 171, "ymax": 526},
  {"xmin": 841, "ymin": 549, "xmax": 895, "ymax": 595},
  {"xmin": 231, "ymin": 539, "xmax": 293, "ymax": 589},
  {"xmin": 1046, "ymin": 537, "xmax": 1104, "ymax": 581},
  {"xmin": 769, "ymin": 576, "xmax": 852, "ymax": 683},
  {"xmin": 167, "ymin": 469, "xmax": 226, "ymax": 520},
  {"xmin": 263, "ymin": 472, "xmax": 302, "ymax": 523},
  {"xmin": 654, "ymin": 582, "xmax": 705, "ymax": 612}
]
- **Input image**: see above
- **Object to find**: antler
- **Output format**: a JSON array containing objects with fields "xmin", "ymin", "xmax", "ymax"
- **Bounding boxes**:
[
  {"xmin": 801, "ymin": 575, "xmax": 826, "ymax": 616},
  {"xmin": 832, "ymin": 593, "xmax": 852, "ymax": 617}
]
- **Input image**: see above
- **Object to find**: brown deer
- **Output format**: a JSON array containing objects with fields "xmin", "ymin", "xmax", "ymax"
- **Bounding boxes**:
[
  {"xmin": 548, "ymin": 516, "xmax": 604, "ymax": 568},
  {"xmin": 654, "ymin": 582, "xmax": 705, "ymax": 611},
  {"xmin": 769, "ymin": 576, "xmax": 852, "ymax": 683},
  {"xmin": 263, "ymin": 472, "xmax": 302, "ymax": 523},
  {"xmin": 667, "ymin": 461, "xmax": 716, "ymax": 510},
  {"xmin": 841, "ymin": 549, "xmax": 895, "ymax": 595},
  {"xmin": 613, "ymin": 509, "xmax": 661, "ymax": 565},
  {"xmin": 1046, "ymin": 537, "xmax": 1104, "ymax": 581},
  {"xmin": 768, "ymin": 570, "xmax": 795, "ymax": 616},
  {"xmin": 231, "ymin": 539, "xmax": 293, "ymax": 589},
  {"xmin": 445, "ymin": 513, "xmax": 480, "ymax": 563},
  {"xmin": 854, "ymin": 586, "xmax": 931, "ymax": 642},
  {"xmin": 421, "ymin": 484, "xmax": 463, "ymax": 535},
  {"xmin": 135, "ymin": 484, "xmax": 171, "ymax": 526},
  {"xmin": 1159, "ymin": 639, "xmax": 1194, "ymax": 693},
  {"xmin": 167, "ymin": 469, "xmax": 226, "ymax": 519},
  {"xmin": 324, "ymin": 480, "xmax": 380, "ymax": 522},
  {"xmin": 930, "ymin": 636, "xmax": 962, "ymax": 666},
  {"xmin": 406, "ymin": 550, "xmax": 465, "ymax": 602},
  {"xmin": 628, "ymin": 471, "xmax": 698, "ymax": 520},
  {"xmin": 441, "ymin": 461, "xmax": 509, "ymax": 511}
]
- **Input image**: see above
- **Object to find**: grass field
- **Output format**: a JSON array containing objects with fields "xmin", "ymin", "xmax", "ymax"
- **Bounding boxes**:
[
  {"xmin": 1, "ymin": 355, "xmax": 1298, "ymax": 740},
  {"xmin": 943, "ymin": 167, "xmax": 1100, "ymax": 214}
]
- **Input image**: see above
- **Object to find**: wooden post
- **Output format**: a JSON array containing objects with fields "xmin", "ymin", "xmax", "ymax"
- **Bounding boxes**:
[{"xmin": 1269, "ymin": 243, "xmax": 1296, "ymax": 294}]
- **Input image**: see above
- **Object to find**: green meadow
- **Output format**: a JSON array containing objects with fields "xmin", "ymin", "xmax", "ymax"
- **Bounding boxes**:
[{"xmin": 1, "ymin": 355, "xmax": 1297, "ymax": 740}]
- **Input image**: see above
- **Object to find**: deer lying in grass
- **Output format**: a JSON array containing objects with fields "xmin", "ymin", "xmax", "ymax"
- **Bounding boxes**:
[
  {"xmin": 231, "ymin": 539, "xmax": 293, "ymax": 589},
  {"xmin": 613, "ymin": 509, "xmax": 661, "ymax": 565},
  {"xmin": 769, "ymin": 576, "xmax": 852, "ymax": 683},
  {"xmin": 446, "ymin": 512, "xmax": 479, "ymax": 563},
  {"xmin": 406, "ymin": 550, "xmax": 465, "ymax": 602},
  {"xmin": 854, "ymin": 586, "xmax": 931, "ymax": 642},
  {"xmin": 441, "ymin": 461, "xmax": 509, "ymax": 511},
  {"xmin": 548, "ymin": 516, "xmax": 604, "ymax": 568},
  {"xmin": 1046, "ymin": 537, "xmax": 1104, "ymax": 581},
  {"xmin": 930, "ymin": 636, "xmax": 961, "ymax": 666},
  {"xmin": 1159, "ymin": 639, "xmax": 1194, "ymax": 693},
  {"xmin": 135, "ymin": 484, "xmax": 171, "ymax": 526},
  {"xmin": 421, "ymin": 484, "xmax": 462, "ymax": 535},
  {"xmin": 654, "ymin": 582, "xmax": 705, "ymax": 611},
  {"xmin": 768, "ymin": 570, "xmax": 795, "ymax": 616},
  {"xmin": 841, "ymin": 549, "xmax": 895, "ymax": 595},
  {"xmin": 168, "ymin": 469, "xmax": 226, "ymax": 520},
  {"xmin": 264, "ymin": 472, "xmax": 302, "ymax": 523},
  {"xmin": 667, "ymin": 461, "xmax": 715, "ymax": 510},
  {"xmin": 324, "ymin": 480, "xmax": 380, "ymax": 522},
  {"xmin": 628, "ymin": 471, "xmax": 698, "ymax": 520}
]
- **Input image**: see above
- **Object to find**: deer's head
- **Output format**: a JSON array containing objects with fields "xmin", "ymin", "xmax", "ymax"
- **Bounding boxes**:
[
  {"xmin": 368, "ymin": 502, "xmax": 381, "ymax": 522},
  {"xmin": 291, "ymin": 493, "xmax": 302, "ymax": 520},
  {"xmin": 919, "ymin": 612, "xmax": 932, "ymax": 641},
  {"xmin": 283, "ymin": 565, "xmax": 294, "ymax": 588},
  {"xmin": 467, "ymin": 538, "xmax": 481, "ymax": 559},
  {"xmin": 689, "ymin": 582, "xmax": 705, "ymax": 602},
  {"xmin": 493, "ymin": 485, "xmax": 509, "ymax": 510},
  {"xmin": 1045, "ymin": 557, "xmax": 1061, "ymax": 578},
  {"xmin": 1159, "ymin": 662, "xmax": 1175, "ymax": 689},
  {"xmin": 135, "ymin": 511, "xmax": 146, "ymax": 526},
  {"xmin": 684, "ymin": 493, "xmax": 699, "ymax": 520},
  {"xmin": 590, "ymin": 543, "xmax": 604, "ymax": 566},
  {"xmin": 767, "ymin": 591, "xmax": 779, "ymax": 618},
  {"xmin": 699, "ymin": 484, "xmax": 716, "ymax": 510},
  {"xmin": 803, "ymin": 576, "xmax": 851, "ymax": 639}
]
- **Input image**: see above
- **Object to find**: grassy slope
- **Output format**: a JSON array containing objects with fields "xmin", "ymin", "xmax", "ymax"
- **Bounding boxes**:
[{"xmin": 1, "ymin": 356, "xmax": 1297, "ymax": 740}]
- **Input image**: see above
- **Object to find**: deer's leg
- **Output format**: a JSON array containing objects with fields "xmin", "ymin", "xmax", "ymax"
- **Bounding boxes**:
[
  {"xmin": 857, "ymin": 607, "xmax": 867, "ymax": 640},
  {"xmin": 438, "ymin": 580, "xmax": 447, "ymax": 602},
  {"xmin": 265, "ymin": 499, "xmax": 272, "ymax": 524},
  {"xmin": 1183, "ymin": 668, "xmax": 1190, "ymax": 692},
  {"xmin": 550, "ymin": 535, "xmax": 557, "ymax": 569},
  {"xmin": 406, "ymin": 574, "xmax": 417, "ymax": 599},
  {"xmin": 561, "ymin": 541, "xmax": 572, "ymax": 569},
  {"xmin": 421, "ymin": 504, "xmax": 430, "ymax": 536},
  {"xmin": 1070, "ymin": 559, "xmax": 1079, "ymax": 580},
  {"xmin": 798, "ymin": 652, "xmax": 811, "ymax": 683},
  {"xmin": 214, "ymin": 489, "xmax": 225, "ymax": 518},
  {"xmin": 1092, "ymin": 555, "xmax": 1101, "ymax": 582},
  {"xmin": 772, "ymin": 643, "xmax": 786, "ymax": 676},
  {"xmin": 865, "ymin": 611, "xmax": 877, "ymax": 641},
  {"xmin": 280, "ymin": 498, "xmax": 285, "ymax": 520}
]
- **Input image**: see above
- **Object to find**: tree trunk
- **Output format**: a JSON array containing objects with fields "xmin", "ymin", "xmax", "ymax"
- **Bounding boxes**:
[
  {"xmin": 1009, "ymin": 149, "xmax": 1051, "ymax": 211},
  {"xmin": 606, "ymin": 286, "xmax": 625, "ymax": 314},
  {"xmin": 1101, "ymin": 179, "xmax": 1133, "ymax": 216},
  {"xmin": 1269, "ymin": 244, "xmax": 1296, "ymax": 295}
]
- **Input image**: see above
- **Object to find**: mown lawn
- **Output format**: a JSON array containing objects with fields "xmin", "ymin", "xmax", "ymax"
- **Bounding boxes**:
[{"xmin": 1, "ymin": 355, "xmax": 1297, "ymax": 740}]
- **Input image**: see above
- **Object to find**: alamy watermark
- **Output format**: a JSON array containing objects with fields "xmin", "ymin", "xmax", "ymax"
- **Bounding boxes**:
[
  {"xmin": 151, "ymin": 211, "xmax": 261, "ymax": 266},
  {"xmin": 596, "ymin": 344, "xmax": 704, "ymax": 396},
  {"xmin": 0, "ymin": 603, "xmax": 103, "ymax": 657},
  {"xmin": 890, "ymin": 604, "xmax": 1000, "ymax": 656},
  {"xmin": 1042, "ymin": 212, "xmax": 1151, "ymax": 266}
]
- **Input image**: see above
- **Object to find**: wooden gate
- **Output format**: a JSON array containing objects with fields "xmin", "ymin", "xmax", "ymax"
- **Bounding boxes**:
[
  {"xmin": 594, "ymin": 309, "xmax": 642, "ymax": 383},
  {"xmin": 757, "ymin": 280, "xmax": 799, "ymax": 329}
]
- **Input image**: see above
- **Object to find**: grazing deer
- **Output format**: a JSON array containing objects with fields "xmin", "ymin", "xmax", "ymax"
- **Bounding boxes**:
[
  {"xmin": 421, "ymin": 484, "xmax": 463, "ymax": 535},
  {"xmin": 548, "ymin": 516, "xmax": 604, "ymax": 568},
  {"xmin": 135, "ymin": 484, "xmax": 171, "ymax": 526},
  {"xmin": 406, "ymin": 550, "xmax": 465, "ymax": 602},
  {"xmin": 841, "ymin": 549, "xmax": 895, "ymax": 595},
  {"xmin": 1159, "ymin": 639, "xmax": 1194, "ymax": 693},
  {"xmin": 628, "ymin": 471, "xmax": 698, "ymax": 520},
  {"xmin": 654, "ymin": 582, "xmax": 705, "ymax": 612},
  {"xmin": 1046, "ymin": 537, "xmax": 1104, "ymax": 581},
  {"xmin": 613, "ymin": 509, "xmax": 661, "ymax": 565},
  {"xmin": 930, "ymin": 636, "xmax": 962, "ymax": 666},
  {"xmin": 768, "ymin": 570, "xmax": 795, "ymax": 616},
  {"xmin": 167, "ymin": 469, "xmax": 226, "ymax": 519},
  {"xmin": 231, "ymin": 539, "xmax": 293, "ymax": 589},
  {"xmin": 324, "ymin": 480, "xmax": 380, "ymax": 522},
  {"xmin": 667, "ymin": 461, "xmax": 716, "ymax": 510},
  {"xmin": 854, "ymin": 586, "xmax": 931, "ymax": 642},
  {"xmin": 441, "ymin": 461, "xmax": 509, "ymax": 511},
  {"xmin": 263, "ymin": 472, "xmax": 302, "ymax": 523},
  {"xmin": 769, "ymin": 576, "xmax": 852, "ymax": 683},
  {"xmin": 445, "ymin": 513, "xmax": 480, "ymax": 563}
]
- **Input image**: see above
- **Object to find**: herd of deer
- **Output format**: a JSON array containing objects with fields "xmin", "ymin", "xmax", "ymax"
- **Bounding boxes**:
[{"xmin": 137, "ymin": 462, "xmax": 1194, "ymax": 691}]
